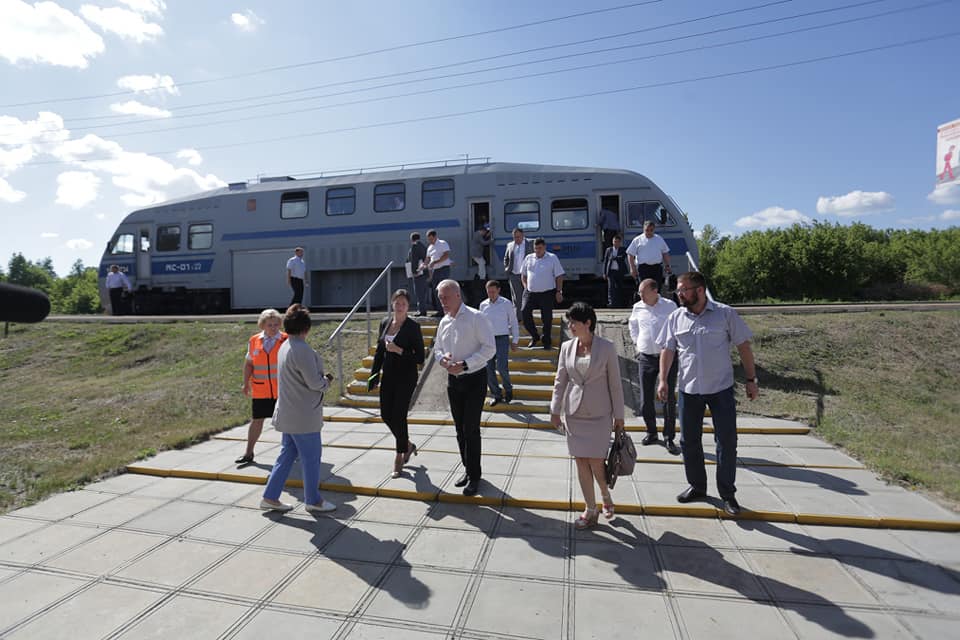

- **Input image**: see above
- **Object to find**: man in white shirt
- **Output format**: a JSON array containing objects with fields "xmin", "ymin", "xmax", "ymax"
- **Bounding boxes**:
[
  {"xmin": 628, "ymin": 278, "xmax": 679, "ymax": 454},
  {"xmin": 426, "ymin": 229, "xmax": 452, "ymax": 318},
  {"xmin": 520, "ymin": 238, "xmax": 565, "ymax": 350},
  {"xmin": 286, "ymin": 247, "xmax": 307, "ymax": 306},
  {"xmin": 627, "ymin": 221, "xmax": 671, "ymax": 292},
  {"xmin": 479, "ymin": 280, "xmax": 519, "ymax": 406},
  {"xmin": 502, "ymin": 227, "xmax": 532, "ymax": 324},
  {"xmin": 434, "ymin": 279, "xmax": 496, "ymax": 496},
  {"xmin": 105, "ymin": 264, "xmax": 132, "ymax": 315}
]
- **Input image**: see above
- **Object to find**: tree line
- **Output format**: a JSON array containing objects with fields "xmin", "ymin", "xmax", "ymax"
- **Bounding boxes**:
[
  {"xmin": 1, "ymin": 253, "xmax": 102, "ymax": 314},
  {"xmin": 696, "ymin": 222, "xmax": 960, "ymax": 303}
]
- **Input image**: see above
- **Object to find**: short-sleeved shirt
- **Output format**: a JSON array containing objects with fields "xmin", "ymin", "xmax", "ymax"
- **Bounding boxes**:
[
  {"xmin": 286, "ymin": 255, "xmax": 306, "ymax": 279},
  {"xmin": 626, "ymin": 233, "xmax": 670, "ymax": 265},
  {"xmin": 427, "ymin": 239, "xmax": 452, "ymax": 269},
  {"xmin": 656, "ymin": 300, "xmax": 753, "ymax": 395},
  {"xmin": 479, "ymin": 295, "xmax": 519, "ymax": 343},
  {"xmin": 521, "ymin": 252, "xmax": 564, "ymax": 292},
  {"xmin": 105, "ymin": 271, "xmax": 131, "ymax": 289}
]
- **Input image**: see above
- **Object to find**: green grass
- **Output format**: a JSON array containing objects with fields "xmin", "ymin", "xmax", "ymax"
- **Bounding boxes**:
[
  {"xmin": 740, "ymin": 310, "xmax": 960, "ymax": 508},
  {"xmin": 0, "ymin": 320, "xmax": 370, "ymax": 512}
]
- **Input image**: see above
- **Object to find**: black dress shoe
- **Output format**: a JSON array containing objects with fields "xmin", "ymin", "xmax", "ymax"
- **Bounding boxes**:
[
  {"xmin": 641, "ymin": 433, "xmax": 659, "ymax": 446},
  {"xmin": 505, "ymin": 393, "xmax": 513, "ymax": 403},
  {"xmin": 463, "ymin": 481, "xmax": 479, "ymax": 496},
  {"xmin": 235, "ymin": 453, "xmax": 254, "ymax": 464},
  {"xmin": 677, "ymin": 486, "xmax": 707, "ymax": 503},
  {"xmin": 454, "ymin": 474, "xmax": 470, "ymax": 488},
  {"xmin": 665, "ymin": 439, "xmax": 680, "ymax": 455},
  {"xmin": 722, "ymin": 497, "xmax": 741, "ymax": 516},
  {"xmin": 528, "ymin": 336, "xmax": 540, "ymax": 348},
  {"xmin": 542, "ymin": 343, "xmax": 552, "ymax": 350},
  {"xmin": 490, "ymin": 397, "xmax": 501, "ymax": 407}
]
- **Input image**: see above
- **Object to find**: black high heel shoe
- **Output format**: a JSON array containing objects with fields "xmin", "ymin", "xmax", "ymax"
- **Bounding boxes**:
[{"xmin": 403, "ymin": 442, "xmax": 417, "ymax": 464}]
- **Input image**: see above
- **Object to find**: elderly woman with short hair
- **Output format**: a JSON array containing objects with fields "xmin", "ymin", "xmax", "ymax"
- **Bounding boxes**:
[
  {"xmin": 237, "ymin": 308, "xmax": 287, "ymax": 465},
  {"xmin": 260, "ymin": 304, "xmax": 337, "ymax": 513}
]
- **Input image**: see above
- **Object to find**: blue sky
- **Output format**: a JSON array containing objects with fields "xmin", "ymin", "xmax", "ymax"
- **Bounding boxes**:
[{"xmin": 1, "ymin": 0, "xmax": 959, "ymax": 275}]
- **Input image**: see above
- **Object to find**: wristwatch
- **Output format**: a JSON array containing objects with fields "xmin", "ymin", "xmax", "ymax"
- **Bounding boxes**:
[{"xmin": 746, "ymin": 377, "xmax": 759, "ymax": 384}]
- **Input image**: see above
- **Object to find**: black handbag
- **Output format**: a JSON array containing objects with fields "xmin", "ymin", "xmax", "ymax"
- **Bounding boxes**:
[{"xmin": 604, "ymin": 430, "xmax": 637, "ymax": 489}]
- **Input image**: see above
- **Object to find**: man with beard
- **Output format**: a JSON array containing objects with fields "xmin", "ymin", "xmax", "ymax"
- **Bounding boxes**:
[{"xmin": 655, "ymin": 271, "xmax": 758, "ymax": 516}]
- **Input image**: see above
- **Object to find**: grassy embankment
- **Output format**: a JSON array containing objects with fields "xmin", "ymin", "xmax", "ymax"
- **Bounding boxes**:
[
  {"xmin": 1, "ymin": 311, "xmax": 958, "ymax": 513},
  {"xmin": 0, "ymin": 320, "xmax": 369, "ymax": 512}
]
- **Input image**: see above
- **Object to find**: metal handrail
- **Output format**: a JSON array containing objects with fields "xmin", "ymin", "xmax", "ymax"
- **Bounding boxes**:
[
  {"xmin": 685, "ymin": 251, "xmax": 715, "ymax": 302},
  {"xmin": 326, "ymin": 261, "xmax": 394, "ymax": 398}
]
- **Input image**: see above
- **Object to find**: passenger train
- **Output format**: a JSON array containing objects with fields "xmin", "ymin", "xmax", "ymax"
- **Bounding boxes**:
[{"xmin": 98, "ymin": 160, "xmax": 698, "ymax": 313}]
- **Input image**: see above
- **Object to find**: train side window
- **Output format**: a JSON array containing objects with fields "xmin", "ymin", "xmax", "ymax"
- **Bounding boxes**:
[
  {"xmin": 281, "ymin": 191, "xmax": 309, "ymax": 219},
  {"xmin": 156, "ymin": 225, "xmax": 181, "ymax": 252},
  {"xmin": 504, "ymin": 201, "xmax": 540, "ymax": 232},
  {"xmin": 422, "ymin": 179, "xmax": 454, "ymax": 209},
  {"xmin": 551, "ymin": 198, "xmax": 588, "ymax": 230},
  {"xmin": 188, "ymin": 223, "xmax": 213, "ymax": 250},
  {"xmin": 374, "ymin": 182, "xmax": 405, "ymax": 212},
  {"xmin": 110, "ymin": 233, "xmax": 134, "ymax": 255},
  {"xmin": 326, "ymin": 187, "xmax": 355, "ymax": 215},
  {"xmin": 139, "ymin": 230, "xmax": 150, "ymax": 252},
  {"xmin": 626, "ymin": 201, "xmax": 677, "ymax": 228}
]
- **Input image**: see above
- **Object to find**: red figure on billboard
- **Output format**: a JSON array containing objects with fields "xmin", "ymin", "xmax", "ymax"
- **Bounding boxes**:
[{"xmin": 941, "ymin": 145, "xmax": 956, "ymax": 182}]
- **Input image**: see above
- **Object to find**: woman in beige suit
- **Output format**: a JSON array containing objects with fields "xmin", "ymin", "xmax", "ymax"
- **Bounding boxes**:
[{"xmin": 550, "ymin": 302, "xmax": 625, "ymax": 529}]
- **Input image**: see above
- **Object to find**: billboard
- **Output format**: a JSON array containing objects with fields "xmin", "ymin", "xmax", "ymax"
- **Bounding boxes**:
[{"xmin": 937, "ymin": 118, "xmax": 960, "ymax": 187}]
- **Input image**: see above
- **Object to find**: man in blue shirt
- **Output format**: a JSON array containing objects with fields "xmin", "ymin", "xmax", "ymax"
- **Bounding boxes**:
[{"xmin": 656, "ymin": 271, "xmax": 759, "ymax": 516}]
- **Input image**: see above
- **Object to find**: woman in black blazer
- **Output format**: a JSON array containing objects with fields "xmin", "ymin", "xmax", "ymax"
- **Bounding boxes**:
[{"xmin": 369, "ymin": 289, "xmax": 426, "ymax": 477}]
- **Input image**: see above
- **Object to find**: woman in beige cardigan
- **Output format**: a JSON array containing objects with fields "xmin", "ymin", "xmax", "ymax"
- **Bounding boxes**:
[{"xmin": 550, "ymin": 302, "xmax": 625, "ymax": 529}]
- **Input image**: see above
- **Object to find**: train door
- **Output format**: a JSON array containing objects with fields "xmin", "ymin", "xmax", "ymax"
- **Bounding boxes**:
[
  {"xmin": 597, "ymin": 193, "xmax": 621, "ymax": 259},
  {"xmin": 136, "ymin": 227, "xmax": 151, "ymax": 287},
  {"xmin": 468, "ymin": 200, "xmax": 492, "ymax": 303}
]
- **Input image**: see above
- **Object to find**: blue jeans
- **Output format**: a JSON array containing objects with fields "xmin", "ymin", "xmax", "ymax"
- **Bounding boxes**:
[
  {"xmin": 678, "ymin": 386, "xmax": 738, "ymax": 498},
  {"xmin": 410, "ymin": 275, "xmax": 429, "ymax": 314},
  {"xmin": 263, "ymin": 432, "xmax": 322, "ymax": 505},
  {"xmin": 485, "ymin": 335, "xmax": 513, "ymax": 400}
]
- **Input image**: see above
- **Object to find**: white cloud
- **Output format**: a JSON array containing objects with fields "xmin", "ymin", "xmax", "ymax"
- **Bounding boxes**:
[
  {"xmin": 116, "ymin": 73, "xmax": 178, "ymax": 95},
  {"xmin": 117, "ymin": 0, "xmax": 166, "ymax": 15},
  {"xmin": 231, "ymin": 9, "xmax": 264, "ymax": 32},
  {"xmin": 79, "ymin": 4, "xmax": 163, "ymax": 43},
  {"xmin": 40, "ymin": 232, "xmax": 59, "ymax": 238},
  {"xmin": 109, "ymin": 100, "xmax": 171, "ymax": 118},
  {"xmin": 927, "ymin": 183, "xmax": 960, "ymax": 206},
  {"xmin": 816, "ymin": 190, "xmax": 894, "ymax": 217},
  {"xmin": 0, "ymin": 0, "xmax": 105, "ymax": 68},
  {"xmin": 95, "ymin": 212, "xmax": 106, "ymax": 220},
  {"xmin": 65, "ymin": 238, "xmax": 93, "ymax": 250},
  {"xmin": 941, "ymin": 209, "xmax": 960, "ymax": 221},
  {"xmin": 176, "ymin": 148, "xmax": 202, "ymax": 166},
  {"xmin": 56, "ymin": 171, "xmax": 101, "ymax": 208},
  {"xmin": 0, "ymin": 177, "xmax": 27, "ymax": 203},
  {"xmin": 735, "ymin": 206, "xmax": 812, "ymax": 229}
]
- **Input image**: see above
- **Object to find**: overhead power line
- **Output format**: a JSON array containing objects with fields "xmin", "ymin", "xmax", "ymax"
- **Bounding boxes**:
[
  {"xmin": 0, "ymin": 0, "xmax": 668, "ymax": 108},
  {"xmin": 19, "ymin": 30, "xmax": 960, "ymax": 169}
]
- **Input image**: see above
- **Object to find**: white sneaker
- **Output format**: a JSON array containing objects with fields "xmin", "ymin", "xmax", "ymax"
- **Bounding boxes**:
[
  {"xmin": 260, "ymin": 499, "xmax": 294, "ymax": 512},
  {"xmin": 304, "ymin": 499, "xmax": 337, "ymax": 514}
]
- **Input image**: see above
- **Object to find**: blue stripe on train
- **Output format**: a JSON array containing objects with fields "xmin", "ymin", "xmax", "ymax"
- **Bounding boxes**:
[{"xmin": 220, "ymin": 218, "xmax": 461, "ymax": 242}]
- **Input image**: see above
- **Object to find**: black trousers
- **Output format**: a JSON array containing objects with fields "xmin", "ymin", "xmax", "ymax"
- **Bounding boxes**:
[
  {"xmin": 521, "ymin": 288, "xmax": 555, "ymax": 348},
  {"xmin": 639, "ymin": 353, "xmax": 677, "ymax": 439},
  {"xmin": 289, "ymin": 277, "xmax": 304, "ymax": 305},
  {"xmin": 635, "ymin": 263, "xmax": 664, "ymax": 292},
  {"xmin": 607, "ymin": 277, "xmax": 629, "ymax": 308},
  {"xmin": 108, "ymin": 288, "xmax": 126, "ymax": 315},
  {"xmin": 447, "ymin": 370, "xmax": 486, "ymax": 480},
  {"xmin": 381, "ymin": 377, "xmax": 415, "ymax": 453}
]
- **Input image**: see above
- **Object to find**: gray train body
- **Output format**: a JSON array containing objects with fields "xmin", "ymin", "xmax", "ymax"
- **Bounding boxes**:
[{"xmin": 98, "ymin": 161, "xmax": 698, "ymax": 312}]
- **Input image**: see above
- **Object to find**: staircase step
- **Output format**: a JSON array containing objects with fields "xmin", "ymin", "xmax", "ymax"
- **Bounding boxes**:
[{"xmin": 360, "ymin": 356, "xmax": 556, "ymax": 372}]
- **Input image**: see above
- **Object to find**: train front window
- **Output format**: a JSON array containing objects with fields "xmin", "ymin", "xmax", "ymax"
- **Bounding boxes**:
[
  {"xmin": 188, "ymin": 223, "xmax": 213, "ymax": 250},
  {"xmin": 281, "ymin": 191, "xmax": 309, "ymax": 219},
  {"xmin": 504, "ymin": 201, "xmax": 540, "ymax": 232},
  {"xmin": 110, "ymin": 233, "xmax": 134, "ymax": 255},
  {"xmin": 374, "ymin": 183, "xmax": 405, "ymax": 212},
  {"xmin": 157, "ymin": 225, "xmax": 181, "ymax": 252},
  {"xmin": 626, "ymin": 201, "xmax": 677, "ymax": 228},
  {"xmin": 551, "ymin": 198, "xmax": 588, "ymax": 231},
  {"xmin": 422, "ymin": 179, "xmax": 454, "ymax": 209},
  {"xmin": 326, "ymin": 187, "xmax": 355, "ymax": 215}
]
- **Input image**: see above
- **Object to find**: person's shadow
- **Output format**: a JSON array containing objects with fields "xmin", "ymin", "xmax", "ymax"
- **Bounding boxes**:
[{"xmin": 738, "ymin": 456, "xmax": 869, "ymax": 495}]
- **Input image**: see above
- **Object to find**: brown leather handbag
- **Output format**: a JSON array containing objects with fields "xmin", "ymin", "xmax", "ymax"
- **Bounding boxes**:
[{"xmin": 604, "ymin": 429, "xmax": 637, "ymax": 489}]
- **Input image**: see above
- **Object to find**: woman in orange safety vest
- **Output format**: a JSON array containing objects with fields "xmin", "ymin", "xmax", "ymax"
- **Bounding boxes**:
[{"xmin": 237, "ymin": 308, "xmax": 288, "ymax": 464}]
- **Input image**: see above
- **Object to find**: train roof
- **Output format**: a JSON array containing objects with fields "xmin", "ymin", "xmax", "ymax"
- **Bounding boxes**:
[{"xmin": 151, "ymin": 161, "xmax": 649, "ymax": 208}]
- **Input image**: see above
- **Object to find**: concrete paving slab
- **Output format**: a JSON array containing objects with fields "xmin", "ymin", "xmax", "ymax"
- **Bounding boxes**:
[
  {"xmin": 401, "ymin": 527, "xmax": 485, "ymax": 570},
  {"xmin": 8, "ymin": 490, "xmax": 117, "ymax": 522},
  {"xmin": 234, "ymin": 608, "xmax": 342, "ymax": 639},
  {"xmin": 45, "ymin": 529, "xmax": 163, "ymax": 575},
  {"xmin": 781, "ymin": 605, "xmax": 913, "ymax": 639},
  {"xmin": 186, "ymin": 506, "xmax": 276, "ymax": 544},
  {"xmin": 344, "ymin": 622, "xmax": 447, "ymax": 639},
  {"xmin": 802, "ymin": 524, "xmax": 925, "ymax": 559},
  {"xmin": 130, "ymin": 476, "xmax": 209, "ymax": 499},
  {"xmin": 123, "ymin": 500, "xmax": 222, "ymax": 535},
  {"xmin": 84, "ymin": 473, "xmax": 163, "ymax": 495},
  {"xmin": 5, "ymin": 582, "xmax": 161, "ymax": 640},
  {"xmin": 273, "ymin": 556, "xmax": 386, "ymax": 613},
  {"xmin": 891, "ymin": 529, "xmax": 960, "ymax": 568},
  {"xmin": 0, "ymin": 522, "xmax": 102, "ymax": 565},
  {"xmin": 574, "ymin": 539, "xmax": 662, "ymax": 589},
  {"xmin": 722, "ymin": 520, "xmax": 825, "ymax": 552},
  {"xmin": 0, "ymin": 571, "xmax": 87, "ymax": 632},
  {"xmin": 485, "ymin": 534, "xmax": 569, "ymax": 579},
  {"xmin": 191, "ymin": 548, "xmax": 303, "ymax": 600},
  {"xmin": 843, "ymin": 558, "xmax": 960, "ymax": 614},
  {"xmin": 357, "ymin": 497, "xmax": 432, "ymax": 526},
  {"xmin": 115, "ymin": 594, "xmax": 249, "ymax": 639},
  {"xmin": 251, "ymin": 512, "xmax": 343, "ymax": 553},
  {"xmin": 0, "ymin": 516, "xmax": 48, "ymax": 546},
  {"xmin": 425, "ymin": 503, "xmax": 500, "ymax": 533},
  {"xmin": 574, "ymin": 587, "xmax": 675, "ymax": 639},
  {"xmin": 897, "ymin": 613, "xmax": 960, "ymax": 639},
  {"xmin": 677, "ymin": 597, "xmax": 793, "ymax": 640},
  {"xmin": 647, "ymin": 514, "xmax": 734, "ymax": 548},
  {"xmin": 747, "ymin": 552, "xmax": 882, "ymax": 606},
  {"xmin": 465, "ymin": 576, "xmax": 565, "ymax": 640},
  {"xmin": 323, "ymin": 521, "xmax": 413, "ymax": 564},
  {"xmin": 659, "ymin": 545, "xmax": 766, "ymax": 599},
  {"xmin": 512, "ymin": 455, "xmax": 570, "ymax": 478},
  {"xmin": 115, "ymin": 539, "xmax": 234, "ymax": 587},
  {"xmin": 851, "ymin": 488, "xmax": 960, "ymax": 521},
  {"xmin": 365, "ymin": 566, "xmax": 470, "ymax": 626},
  {"xmin": 182, "ymin": 479, "xmax": 260, "ymax": 505},
  {"xmin": 65, "ymin": 494, "xmax": 168, "ymax": 527}
]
